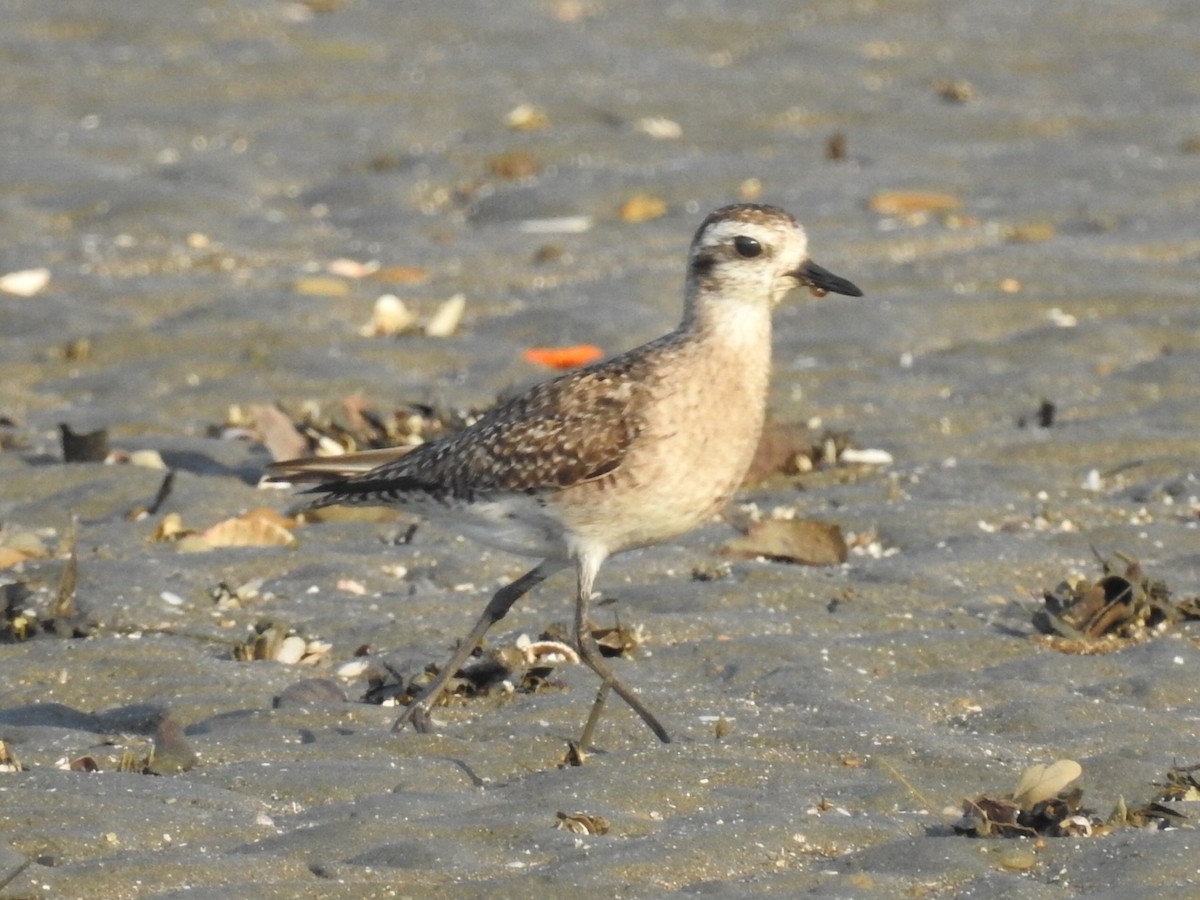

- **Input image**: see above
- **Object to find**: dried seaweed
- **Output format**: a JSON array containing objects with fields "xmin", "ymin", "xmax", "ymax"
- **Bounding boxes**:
[
  {"xmin": 954, "ymin": 760, "xmax": 1096, "ymax": 838},
  {"xmin": 360, "ymin": 626, "xmax": 601, "ymax": 708},
  {"xmin": 1, "ymin": 520, "xmax": 94, "ymax": 642},
  {"xmin": 1033, "ymin": 550, "xmax": 1200, "ymax": 652},
  {"xmin": 955, "ymin": 760, "xmax": 1197, "ymax": 840},
  {"xmin": 1155, "ymin": 762, "xmax": 1200, "ymax": 802}
]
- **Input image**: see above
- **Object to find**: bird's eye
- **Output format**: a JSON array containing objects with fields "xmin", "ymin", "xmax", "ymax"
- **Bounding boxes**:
[{"xmin": 733, "ymin": 235, "xmax": 762, "ymax": 258}]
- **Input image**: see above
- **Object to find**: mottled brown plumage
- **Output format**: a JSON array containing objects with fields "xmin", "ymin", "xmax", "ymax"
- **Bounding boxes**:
[
  {"xmin": 267, "ymin": 203, "xmax": 863, "ymax": 745},
  {"xmin": 313, "ymin": 354, "xmax": 650, "ymax": 501}
]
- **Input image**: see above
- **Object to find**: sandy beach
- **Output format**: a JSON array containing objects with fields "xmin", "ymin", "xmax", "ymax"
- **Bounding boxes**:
[{"xmin": 2, "ymin": 1, "xmax": 1199, "ymax": 896}]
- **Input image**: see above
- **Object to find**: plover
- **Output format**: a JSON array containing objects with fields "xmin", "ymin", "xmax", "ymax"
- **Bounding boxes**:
[{"xmin": 268, "ymin": 203, "xmax": 862, "ymax": 744}]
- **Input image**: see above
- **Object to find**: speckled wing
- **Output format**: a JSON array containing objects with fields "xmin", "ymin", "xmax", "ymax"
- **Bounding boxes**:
[{"xmin": 299, "ymin": 359, "xmax": 649, "ymax": 508}]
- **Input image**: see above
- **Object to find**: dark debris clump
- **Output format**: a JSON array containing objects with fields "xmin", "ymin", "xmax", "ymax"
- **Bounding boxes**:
[
  {"xmin": 954, "ymin": 759, "xmax": 1196, "ymax": 840},
  {"xmin": 1033, "ymin": 551, "xmax": 1200, "ymax": 653}
]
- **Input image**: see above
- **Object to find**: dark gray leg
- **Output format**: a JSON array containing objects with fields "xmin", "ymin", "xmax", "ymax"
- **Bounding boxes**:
[
  {"xmin": 573, "ymin": 554, "xmax": 671, "ymax": 745},
  {"xmin": 392, "ymin": 561, "xmax": 562, "ymax": 734}
]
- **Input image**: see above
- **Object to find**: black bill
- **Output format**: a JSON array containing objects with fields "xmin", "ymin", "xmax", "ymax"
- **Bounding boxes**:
[{"xmin": 794, "ymin": 259, "xmax": 863, "ymax": 298}]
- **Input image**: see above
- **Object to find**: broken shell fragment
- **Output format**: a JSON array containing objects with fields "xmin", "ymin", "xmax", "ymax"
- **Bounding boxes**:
[{"xmin": 360, "ymin": 294, "xmax": 417, "ymax": 337}]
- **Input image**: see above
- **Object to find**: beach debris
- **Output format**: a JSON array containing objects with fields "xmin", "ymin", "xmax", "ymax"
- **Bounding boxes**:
[
  {"xmin": 721, "ymin": 518, "xmax": 848, "ymax": 567},
  {"xmin": 211, "ymin": 578, "xmax": 265, "ymax": 611},
  {"xmin": 618, "ymin": 193, "xmax": 667, "ymax": 223},
  {"xmin": 540, "ymin": 618, "xmax": 643, "ymax": 659},
  {"xmin": 159, "ymin": 507, "xmax": 298, "ymax": 552},
  {"xmin": 233, "ymin": 620, "xmax": 330, "ymax": 666},
  {"xmin": 1155, "ymin": 762, "xmax": 1200, "ymax": 802},
  {"xmin": 147, "ymin": 716, "xmax": 198, "ymax": 775},
  {"xmin": 244, "ymin": 396, "xmax": 471, "ymax": 467},
  {"xmin": 0, "ymin": 740, "xmax": 23, "ymax": 772},
  {"xmin": 1033, "ymin": 551, "xmax": 1200, "ymax": 652},
  {"xmin": 325, "ymin": 258, "xmax": 380, "ymax": 279},
  {"xmin": 556, "ymin": 810, "xmax": 610, "ymax": 835},
  {"xmin": 1, "ymin": 583, "xmax": 38, "ymax": 641},
  {"xmin": 245, "ymin": 403, "xmax": 310, "ymax": 462},
  {"xmin": 49, "ymin": 336, "xmax": 91, "ymax": 362},
  {"xmin": 561, "ymin": 740, "xmax": 588, "ymax": 767},
  {"xmin": 741, "ymin": 422, "xmax": 862, "ymax": 486},
  {"xmin": 691, "ymin": 560, "xmax": 732, "ymax": 582},
  {"xmin": 935, "ymin": 78, "xmax": 975, "ymax": 103},
  {"xmin": 0, "ymin": 528, "xmax": 50, "ymax": 570},
  {"xmin": 591, "ymin": 620, "xmax": 644, "ymax": 658},
  {"xmin": 522, "ymin": 344, "xmax": 605, "ymax": 370},
  {"xmin": 67, "ymin": 755, "xmax": 99, "ymax": 772},
  {"xmin": 633, "ymin": 116, "xmax": 682, "ymax": 140},
  {"xmin": 505, "ymin": 103, "xmax": 550, "ymax": 131},
  {"xmin": 359, "ymin": 294, "xmax": 417, "ymax": 337},
  {"xmin": 955, "ymin": 760, "xmax": 1200, "ymax": 838},
  {"xmin": 519, "ymin": 216, "xmax": 593, "ymax": 235},
  {"xmin": 954, "ymin": 759, "xmax": 1094, "ymax": 838},
  {"xmin": 369, "ymin": 264, "xmax": 430, "ymax": 285},
  {"xmin": 1005, "ymin": 222, "xmax": 1057, "ymax": 243},
  {"xmin": 59, "ymin": 423, "xmax": 109, "ymax": 462},
  {"xmin": 1016, "ymin": 399, "xmax": 1056, "ymax": 429},
  {"xmin": 869, "ymin": 189, "xmax": 962, "ymax": 226},
  {"xmin": 488, "ymin": 149, "xmax": 540, "ymax": 180},
  {"xmin": 424, "ymin": 293, "xmax": 466, "ymax": 337},
  {"xmin": 1, "ymin": 523, "xmax": 93, "ymax": 641},
  {"xmin": 361, "ymin": 627, "xmax": 589, "ymax": 708},
  {"xmin": 0, "ymin": 267, "xmax": 50, "ymax": 296},
  {"xmin": 293, "ymin": 274, "xmax": 351, "ymax": 297},
  {"xmin": 826, "ymin": 131, "xmax": 847, "ymax": 161},
  {"xmin": 49, "ymin": 516, "xmax": 79, "ymax": 625},
  {"xmin": 357, "ymin": 292, "xmax": 465, "ymax": 339}
]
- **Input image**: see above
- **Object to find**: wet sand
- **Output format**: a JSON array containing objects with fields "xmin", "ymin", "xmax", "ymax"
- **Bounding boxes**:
[{"xmin": 2, "ymin": 1, "xmax": 1199, "ymax": 896}]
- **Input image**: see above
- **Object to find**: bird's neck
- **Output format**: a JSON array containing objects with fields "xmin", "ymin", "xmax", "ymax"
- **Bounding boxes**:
[{"xmin": 679, "ymin": 283, "xmax": 774, "ymax": 356}]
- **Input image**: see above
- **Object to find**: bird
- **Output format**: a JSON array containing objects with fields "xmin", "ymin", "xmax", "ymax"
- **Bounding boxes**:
[{"xmin": 267, "ymin": 203, "xmax": 863, "ymax": 745}]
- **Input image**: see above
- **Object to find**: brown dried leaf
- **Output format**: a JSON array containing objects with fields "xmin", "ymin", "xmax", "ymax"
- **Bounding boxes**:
[
  {"xmin": 743, "ymin": 422, "xmax": 850, "ymax": 485},
  {"xmin": 721, "ymin": 519, "xmax": 848, "ymax": 566},
  {"xmin": 250, "ymin": 404, "xmax": 311, "ymax": 463}
]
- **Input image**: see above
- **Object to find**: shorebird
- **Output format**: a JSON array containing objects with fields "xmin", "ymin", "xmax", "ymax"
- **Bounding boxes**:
[{"xmin": 268, "ymin": 203, "xmax": 862, "ymax": 745}]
